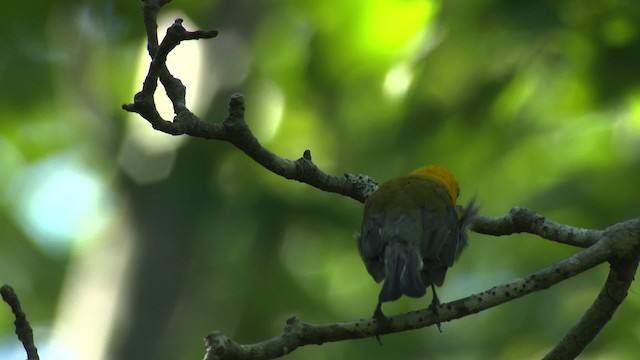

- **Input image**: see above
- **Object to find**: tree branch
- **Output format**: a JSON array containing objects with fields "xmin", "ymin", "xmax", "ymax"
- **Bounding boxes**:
[
  {"xmin": 542, "ymin": 220, "xmax": 640, "ymax": 359},
  {"xmin": 203, "ymin": 218, "xmax": 640, "ymax": 360},
  {"xmin": 1, "ymin": 285, "xmax": 39, "ymax": 360},
  {"xmin": 472, "ymin": 207, "xmax": 602, "ymax": 248},
  {"xmin": 542, "ymin": 258, "xmax": 639, "ymax": 360},
  {"xmin": 123, "ymin": 2, "xmax": 376, "ymax": 202}
]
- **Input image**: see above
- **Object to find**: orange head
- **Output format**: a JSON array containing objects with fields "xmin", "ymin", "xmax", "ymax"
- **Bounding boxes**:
[{"xmin": 409, "ymin": 165, "xmax": 460, "ymax": 204}]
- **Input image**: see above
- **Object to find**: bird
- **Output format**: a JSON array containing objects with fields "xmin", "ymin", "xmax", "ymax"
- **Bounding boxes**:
[{"xmin": 357, "ymin": 165, "xmax": 477, "ymax": 331}]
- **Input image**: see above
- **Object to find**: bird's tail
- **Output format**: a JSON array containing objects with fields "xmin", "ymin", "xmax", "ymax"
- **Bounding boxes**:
[{"xmin": 379, "ymin": 243, "xmax": 426, "ymax": 302}]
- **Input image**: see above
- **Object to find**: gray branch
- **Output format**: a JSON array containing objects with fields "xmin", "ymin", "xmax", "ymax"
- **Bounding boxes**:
[{"xmin": 472, "ymin": 207, "xmax": 602, "ymax": 248}]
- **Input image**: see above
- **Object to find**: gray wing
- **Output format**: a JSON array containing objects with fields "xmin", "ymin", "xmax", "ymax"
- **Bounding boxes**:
[
  {"xmin": 419, "ymin": 188, "xmax": 459, "ymax": 287},
  {"xmin": 455, "ymin": 196, "xmax": 479, "ymax": 257},
  {"xmin": 421, "ymin": 196, "xmax": 479, "ymax": 287},
  {"xmin": 358, "ymin": 211, "xmax": 386, "ymax": 283},
  {"xmin": 419, "ymin": 191, "xmax": 459, "ymax": 265}
]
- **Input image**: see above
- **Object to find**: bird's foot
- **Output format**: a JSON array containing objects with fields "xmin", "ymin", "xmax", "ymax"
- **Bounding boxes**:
[
  {"xmin": 373, "ymin": 302, "xmax": 391, "ymax": 345},
  {"xmin": 429, "ymin": 285, "xmax": 442, "ymax": 333}
]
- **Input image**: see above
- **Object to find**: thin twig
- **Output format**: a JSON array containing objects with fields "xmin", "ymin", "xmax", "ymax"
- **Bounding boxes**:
[
  {"xmin": 1, "ymin": 285, "xmax": 39, "ymax": 360},
  {"xmin": 472, "ymin": 207, "xmax": 602, "ymax": 248}
]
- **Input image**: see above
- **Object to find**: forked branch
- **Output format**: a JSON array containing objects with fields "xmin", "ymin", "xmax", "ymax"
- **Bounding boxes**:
[{"xmin": 123, "ymin": 2, "xmax": 376, "ymax": 203}]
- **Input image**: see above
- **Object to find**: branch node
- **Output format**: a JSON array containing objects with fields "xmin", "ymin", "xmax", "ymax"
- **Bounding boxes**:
[
  {"xmin": 295, "ymin": 151, "xmax": 317, "ymax": 179},
  {"xmin": 285, "ymin": 314, "xmax": 300, "ymax": 326},
  {"xmin": 229, "ymin": 93, "xmax": 246, "ymax": 116},
  {"xmin": 222, "ymin": 93, "xmax": 247, "ymax": 132},
  {"xmin": 167, "ymin": 18, "xmax": 185, "ymax": 34},
  {"xmin": 345, "ymin": 173, "xmax": 378, "ymax": 200},
  {"xmin": 283, "ymin": 315, "xmax": 304, "ymax": 339},
  {"xmin": 204, "ymin": 330, "xmax": 243, "ymax": 359},
  {"xmin": 174, "ymin": 110, "xmax": 195, "ymax": 124}
]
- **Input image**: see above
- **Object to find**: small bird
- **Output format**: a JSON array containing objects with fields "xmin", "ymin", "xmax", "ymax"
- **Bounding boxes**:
[{"xmin": 358, "ymin": 165, "xmax": 477, "ymax": 330}]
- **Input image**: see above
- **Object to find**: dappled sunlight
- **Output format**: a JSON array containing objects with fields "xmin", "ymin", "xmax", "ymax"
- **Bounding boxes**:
[
  {"xmin": 493, "ymin": 113, "xmax": 617, "ymax": 199},
  {"xmin": 383, "ymin": 61, "xmax": 413, "ymax": 101},
  {"xmin": 359, "ymin": 0, "xmax": 439, "ymax": 56},
  {"xmin": 324, "ymin": 251, "xmax": 375, "ymax": 317},
  {"xmin": 601, "ymin": 16, "xmax": 637, "ymax": 47},
  {"xmin": 267, "ymin": 103, "xmax": 338, "ymax": 171},
  {"xmin": 613, "ymin": 92, "xmax": 640, "ymax": 162},
  {"xmin": 491, "ymin": 32, "xmax": 596, "ymax": 123},
  {"xmin": 305, "ymin": 0, "xmax": 437, "ymax": 68},
  {"xmin": 279, "ymin": 225, "xmax": 330, "ymax": 293},
  {"xmin": 279, "ymin": 224, "xmax": 369, "ymax": 318},
  {"xmin": 117, "ymin": 121, "xmax": 180, "ymax": 184},
  {"xmin": 49, "ymin": 213, "xmax": 135, "ymax": 360},
  {"xmin": 247, "ymin": 79, "xmax": 284, "ymax": 143},
  {"xmin": 0, "ymin": 137, "xmax": 26, "ymax": 207},
  {"xmin": 381, "ymin": 22, "xmax": 443, "ymax": 102},
  {"xmin": 7, "ymin": 150, "xmax": 116, "ymax": 255}
]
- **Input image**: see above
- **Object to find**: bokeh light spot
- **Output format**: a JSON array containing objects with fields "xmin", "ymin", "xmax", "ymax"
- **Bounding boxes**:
[{"xmin": 9, "ymin": 151, "xmax": 114, "ymax": 255}]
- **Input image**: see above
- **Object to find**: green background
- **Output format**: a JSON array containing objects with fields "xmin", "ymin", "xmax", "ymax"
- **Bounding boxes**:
[{"xmin": 1, "ymin": 0, "xmax": 639, "ymax": 359}]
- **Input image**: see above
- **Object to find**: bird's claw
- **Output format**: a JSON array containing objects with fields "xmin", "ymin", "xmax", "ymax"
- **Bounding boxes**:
[
  {"xmin": 429, "ymin": 285, "xmax": 442, "ymax": 333},
  {"xmin": 373, "ymin": 302, "xmax": 391, "ymax": 345}
]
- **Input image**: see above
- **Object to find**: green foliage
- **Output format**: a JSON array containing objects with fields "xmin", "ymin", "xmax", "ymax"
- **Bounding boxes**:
[{"xmin": 1, "ymin": 0, "xmax": 639, "ymax": 359}]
